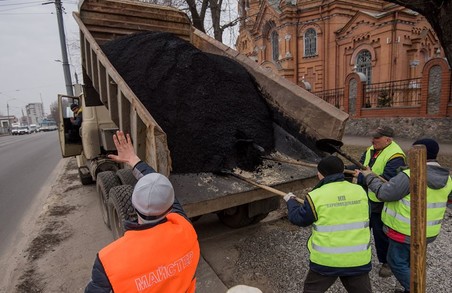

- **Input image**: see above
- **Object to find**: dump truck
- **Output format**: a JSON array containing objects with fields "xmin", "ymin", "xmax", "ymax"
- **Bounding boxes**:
[{"xmin": 57, "ymin": 0, "xmax": 349, "ymax": 238}]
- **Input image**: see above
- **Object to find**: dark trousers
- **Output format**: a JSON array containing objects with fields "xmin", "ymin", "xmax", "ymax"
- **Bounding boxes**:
[
  {"xmin": 370, "ymin": 211, "xmax": 389, "ymax": 263},
  {"xmin": 303, "ymin": 270, "xmax": 372, "ymax": 293},
  {"xmin": 387, "ymin": 239, "xmax": 411, "ymax": 291}
]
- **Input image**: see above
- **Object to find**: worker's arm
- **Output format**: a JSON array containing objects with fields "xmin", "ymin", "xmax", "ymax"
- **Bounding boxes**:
[
  {"xmin": 108, "ymin": 131, "xmax": 141, "ymax": 167},
  {"xmin": 364, "ymin": 171, "xmax": 410, "ymax": 202},
  {"xmin": 108, "ymin": 130, "xmax": 188, "ymax": 219},
  {"xmin": 381, "ymin": 155, "xmax": 406, "ymax": 180},
  {"xmin": 70, "ymin": 115, "xmax": 82, "ymax": 126},
  {"xmin": 285, "ymin": 194, "xmax": 316, "ymax": 227},
  {"xmin": 85, "ymin": 254, "xmax": 112, "ymax": 293},
  {"xmin": 355, "ymin": 154, "xmax": 405, "ymax": 186}
]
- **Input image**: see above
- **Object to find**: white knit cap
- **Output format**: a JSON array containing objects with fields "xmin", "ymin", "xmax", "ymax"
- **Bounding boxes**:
[
  {"xmin": 227, "ymin": 285, "xmax": 263, "ymax": 293},
  {"xmin": 132, "ymin": 173, "xmax": 174, "ymax": 221}
]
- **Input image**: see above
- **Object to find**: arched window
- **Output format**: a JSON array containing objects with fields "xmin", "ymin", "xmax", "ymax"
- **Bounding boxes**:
[
  {"xmin": 356, "ymin": 50, "xmax": 372, "ymax": 85},
  {"xmin": 304, "ymin": 28, "xmax": 317, "ymax": 57},
  {"xmin": 271, "ymin": 31, "xmax": 279, "ymax": 61}
]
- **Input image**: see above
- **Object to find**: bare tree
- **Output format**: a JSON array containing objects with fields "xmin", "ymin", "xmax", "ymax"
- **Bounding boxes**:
[
  {"xmin": 385, "ymin": 0, "xmax": 452, "ymax": 63},
  {"xmin": 139, "ymin": 0, "xmax": 239, "ymax": 44},
  {"xmin": 49, "ymin": 101, "xmax": 59, "ymax": 124}
]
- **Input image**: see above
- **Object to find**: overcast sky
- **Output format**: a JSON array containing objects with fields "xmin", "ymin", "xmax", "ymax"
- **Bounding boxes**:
[
  {"xmin": 0, "ymin": 0, "xmax": 239, "ymax": 119},
  {"xmin": 0, "ymin": 0, "xmax": 79, "ymax": 118}
]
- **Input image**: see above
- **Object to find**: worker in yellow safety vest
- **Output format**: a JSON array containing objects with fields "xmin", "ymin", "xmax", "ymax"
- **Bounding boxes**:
[
  {"xmin": 285, "ymin": 156, "xmax": 372, "ymax": 293},
  {"xmin": 360, "ymin": 138, "xmax": 452, "ymax": 293},
  {"xmin": 350, "ymin": 126, "xmax": 406, "ymax": 278}
]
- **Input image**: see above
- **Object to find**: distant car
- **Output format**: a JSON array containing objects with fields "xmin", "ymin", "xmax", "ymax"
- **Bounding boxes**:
[
  {"xmin": 11, "ymin": 127, "xmax": 19, "ymax": 135},
  {"xmin": 29, "ymin": 124, "xmax": 38, "ymax": 133},
  {"xmin": 18, "ymin": 126, "xmax": 30, "ymax": 135}
]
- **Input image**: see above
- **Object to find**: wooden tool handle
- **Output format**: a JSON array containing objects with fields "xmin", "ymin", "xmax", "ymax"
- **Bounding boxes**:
[
  {"xmin": 262, "ymin": 156, "xmax": 317, "ymax": 168},
  {"xmin": 228, "ymin": 172, "xmax": 305, "ymax": 204}
]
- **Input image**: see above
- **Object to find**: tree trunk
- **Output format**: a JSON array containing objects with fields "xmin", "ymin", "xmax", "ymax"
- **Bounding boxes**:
[{"xmin": 209, "ymin": 0, "xmax": 223, "ymax": 42}]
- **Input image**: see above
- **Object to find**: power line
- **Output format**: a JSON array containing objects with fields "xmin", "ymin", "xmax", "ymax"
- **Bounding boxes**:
[{"xmin": 0, "ymin": 3, "xmax": 44, "ymax": 12}]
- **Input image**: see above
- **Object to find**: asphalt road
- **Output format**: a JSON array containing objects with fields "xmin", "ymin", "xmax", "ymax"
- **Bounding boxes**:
[{"xmin": 0, "ymin": 132, "xmax": 61, "ymax": 257}]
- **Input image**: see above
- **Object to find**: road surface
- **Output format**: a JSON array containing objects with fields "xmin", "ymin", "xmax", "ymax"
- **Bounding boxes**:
[{"xmin": 0, "ymin": 131, "xmax": 61, "ymax": 288}]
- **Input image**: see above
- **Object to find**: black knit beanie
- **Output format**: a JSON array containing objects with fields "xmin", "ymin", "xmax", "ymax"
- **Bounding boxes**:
[
  {"xmin": 317, "ymin": 156, "xmax": 344, "ymax": 177},
  {"xmin": 413, "ymin": 138, "xmax": 439, "ymax": 160}
]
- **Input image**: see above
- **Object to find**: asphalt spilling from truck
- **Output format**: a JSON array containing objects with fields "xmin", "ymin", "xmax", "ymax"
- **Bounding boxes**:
[{"xmin": 102, "ymin": 31, "xmax": 275, "ymax": 174}]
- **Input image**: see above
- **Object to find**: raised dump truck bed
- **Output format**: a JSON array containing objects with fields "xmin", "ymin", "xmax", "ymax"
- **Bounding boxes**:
[{"xmin": 59, "ymin": 0, "xmax": 348, "ymax": 233}]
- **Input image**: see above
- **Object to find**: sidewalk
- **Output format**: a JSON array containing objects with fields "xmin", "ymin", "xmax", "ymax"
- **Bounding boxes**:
[{"xmin": 343, "ymin": 135, "xmax": 452, "ymax": 155}]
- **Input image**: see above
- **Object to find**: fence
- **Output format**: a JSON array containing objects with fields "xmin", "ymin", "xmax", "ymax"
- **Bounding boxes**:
[
  {"xmin": 316, "ymin": 58, "xmax": 451, "ymax": 118},
  {"xmin": 363, "ymin": 78, "xmax": 421, "ymax": 108},
  {"xmin": 313, "ymin": 88, "xmax": 344, "ymax": 109}
]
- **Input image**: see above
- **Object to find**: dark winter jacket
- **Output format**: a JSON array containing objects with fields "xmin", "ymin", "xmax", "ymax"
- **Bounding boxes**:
[
  {"xmin": 365, "ymin": 161, "xmax": 452, "ymax": 243},
  {"xmin": 349, "ymin": 146, "xmax": 406, "ymax": 213},
  {"xmin": 286, "ymin": 173, "xmax": 372, "ymax": 276}
]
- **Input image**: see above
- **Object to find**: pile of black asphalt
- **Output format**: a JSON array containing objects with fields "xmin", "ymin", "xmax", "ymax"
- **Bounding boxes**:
[{"xmin": 102, "ymin": 31, "xmax": 275, "ymax": 173}]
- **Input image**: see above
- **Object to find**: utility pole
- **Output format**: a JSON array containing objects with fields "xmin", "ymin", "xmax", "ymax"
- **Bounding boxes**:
[
  {"xmin": 7, "ymin": 102, "xmax": 10, "ymax": 133},
  {"xmin": 54, "ymin": 0, "xmax": 74, "ymax": 96}
]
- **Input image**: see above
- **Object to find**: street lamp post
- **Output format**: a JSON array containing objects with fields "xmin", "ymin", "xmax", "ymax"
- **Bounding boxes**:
[
  {"xmin": 55, "ymin": 59, "xmax": 79, "ymax": 87},
  {"xmin": 6, "ymin": 98, "xmax": 16, "ymax": 133}
]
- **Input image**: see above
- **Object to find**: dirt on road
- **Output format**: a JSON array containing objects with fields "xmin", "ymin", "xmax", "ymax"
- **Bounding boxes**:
[{"xmin": 4, "ymin": 158, "xmax": 112, "ymax": 293}]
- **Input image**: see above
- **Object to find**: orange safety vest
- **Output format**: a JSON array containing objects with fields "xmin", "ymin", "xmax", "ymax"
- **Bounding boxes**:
[{"xmin": 99, "ymin": 213, "xmax": 200, "ymax": 293}]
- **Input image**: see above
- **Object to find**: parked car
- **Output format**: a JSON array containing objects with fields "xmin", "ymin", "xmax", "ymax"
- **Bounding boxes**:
[
  {"xmin": 17, "ymin": 126, "xmax": 30, "ymax": 135},
  {"xmin": 29, "ymin": 124, "xmax": 38, "ymax": 133}
]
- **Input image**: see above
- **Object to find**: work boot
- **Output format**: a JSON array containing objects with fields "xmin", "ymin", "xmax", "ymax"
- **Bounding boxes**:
[{"xmin": 379, "ymin": 263, "xmax": 392, "ymax": 278}]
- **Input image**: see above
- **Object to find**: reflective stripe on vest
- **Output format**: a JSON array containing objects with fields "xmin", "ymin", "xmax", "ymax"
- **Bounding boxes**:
[
  {"xmin": 313, "ymin": 221, "xmax": 369, "ymax": 232},
  {"xmin": 363, "ymin": 142, "xmax": 406, "ymax": 202},
  {"xmin": 307, "ymin": 181, "xmax": 371, "ymax": 268},
  {"xmin": 99, "ymin": 213, "xmax": 200, "ymax": 293},
  {"xmin": 381, "ymin": 170, "xmax": 452, "ymax": 237}
]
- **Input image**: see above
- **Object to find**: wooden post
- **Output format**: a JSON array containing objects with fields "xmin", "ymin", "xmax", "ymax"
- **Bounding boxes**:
[{"xmin": 409, "ymin": 145, "xmax": 427, "ymax": 293}]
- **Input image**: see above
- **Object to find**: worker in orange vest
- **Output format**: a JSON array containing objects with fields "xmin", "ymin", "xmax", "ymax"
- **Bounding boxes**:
[{"xmin": 85, "ymin": 130, "xmax": 200, "ymax": 293}]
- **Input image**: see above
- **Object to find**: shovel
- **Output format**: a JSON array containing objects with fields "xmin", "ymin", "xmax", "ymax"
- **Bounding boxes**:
[
  {"xmin": 316, "ymin": 138, "xmax": 387, "ymax": 182},
  {"xmin": 219, "ymin": 169, "xmax": 304, "ymax": 204}
]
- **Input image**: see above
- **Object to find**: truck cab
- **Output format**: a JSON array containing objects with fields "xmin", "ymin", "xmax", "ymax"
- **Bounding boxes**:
[{"xmin": 58, "ymin": 94, "xmax": 119, "ymax": 185}]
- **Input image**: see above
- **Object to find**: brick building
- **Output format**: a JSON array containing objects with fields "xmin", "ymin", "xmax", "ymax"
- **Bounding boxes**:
[{"xmin": 236, "ymin": 0, "xmax": 444, "ymax": 92}]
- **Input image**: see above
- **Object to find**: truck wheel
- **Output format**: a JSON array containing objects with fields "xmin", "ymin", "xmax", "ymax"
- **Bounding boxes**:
[
  {"xmin": 108, "ymin": 185, "xmax": 135, "ymax": 240},
  {"xmin": 78, "ymin": 167, "xmax": 93, "ymax": 185},
  {"xmin": 96, "ymin": 171, "xmax": 121, "ymax": 229},
  {"xmin": 217, "ymin": 204, "xmax": 256, "ymax": 228},
  {"xmin": 116, "ymin": 169, "xmax": 137, "ymax": 187}
]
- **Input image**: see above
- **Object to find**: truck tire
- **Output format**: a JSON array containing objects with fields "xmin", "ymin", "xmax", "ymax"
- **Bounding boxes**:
[
  {"xmin": 116, "ymin": 169, "xmax": 137, "ymax": 187},
  {"xmin": 96, "ymin": 171, "xmax": 121, "ymax": 229},
  {"xmin": 108, "ymin": 185, "xmax": 135, "ymax": 240}
]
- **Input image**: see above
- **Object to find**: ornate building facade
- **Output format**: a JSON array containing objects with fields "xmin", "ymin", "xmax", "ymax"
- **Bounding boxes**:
[{"xmin": 236, "ymin": 0, "xmax": 444, "ymax": 93}]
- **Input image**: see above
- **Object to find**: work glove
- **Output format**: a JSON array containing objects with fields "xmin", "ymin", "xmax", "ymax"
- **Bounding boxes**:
[
  {"xmin": 360, "ymin": 167, "xmax": 373, "ymax": 178},
  {"xmin": 284, "ymin": 192, "xmax": 296, "ymax": 202}
]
